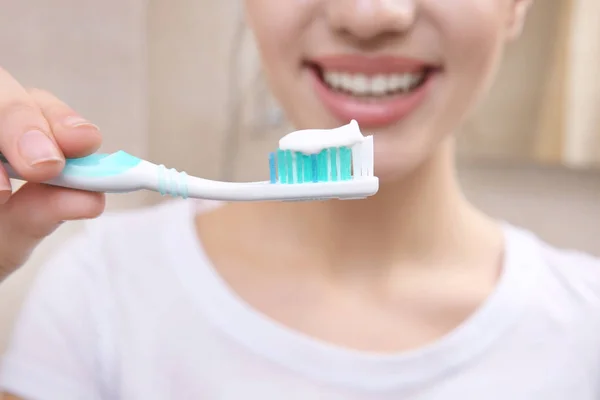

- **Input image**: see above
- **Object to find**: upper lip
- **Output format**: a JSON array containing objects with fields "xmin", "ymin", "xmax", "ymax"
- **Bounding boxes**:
[{"xmin": 309, "ymin": 55, "xmax": 439, "ymax": 75}]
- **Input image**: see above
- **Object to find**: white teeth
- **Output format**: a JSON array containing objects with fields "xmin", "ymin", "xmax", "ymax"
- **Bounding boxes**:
[
  {"xmin": 371, "ymin": 75, "xmax": 387, "ymax": 95},
  {"xmin": 353, "ymin": 74, "xmax": 369, "ymax": 94},
  {"xmin": 323, "ymin": 71, "xmax": 426, "ymax": 96}
]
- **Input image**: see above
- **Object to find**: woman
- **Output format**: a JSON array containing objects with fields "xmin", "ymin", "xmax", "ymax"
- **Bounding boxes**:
[{"xmin": 1, "ymin": 0, "xmax": 600, "ymax": 399}]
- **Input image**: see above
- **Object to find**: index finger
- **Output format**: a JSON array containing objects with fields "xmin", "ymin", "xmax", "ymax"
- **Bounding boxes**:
[{"xmin": 0, "ymin": 67, "xmax": 64, "ymax": 182}]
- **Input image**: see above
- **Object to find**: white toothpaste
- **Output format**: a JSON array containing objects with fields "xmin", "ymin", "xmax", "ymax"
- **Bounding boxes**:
[{"xmin": 278, "ymin": 119, "xmax": 365, "ymax": 155}]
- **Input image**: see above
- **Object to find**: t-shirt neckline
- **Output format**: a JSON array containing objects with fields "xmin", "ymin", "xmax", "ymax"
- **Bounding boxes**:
[{"xmin": 168, "ymin": 200, "xmax": 542, "ymax": 392}]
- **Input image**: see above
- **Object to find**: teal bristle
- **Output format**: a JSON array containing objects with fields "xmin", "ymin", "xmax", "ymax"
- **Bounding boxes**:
[
  {"xmin": 295, "ymin": 152, "xmax": 304, "ymax": 183},
  {"xmin": 272, "ymin": 145, "xmax": 356, "ymax": 184},
  {"xmin": 269, "ymin": 152, "xmax": 276, "ymax": 183},
  {"xmin": 302, "ymin": 154, "xmax": 311, "ymax": 182},
  {"xmin": 286, "ymin": 150, "xmax": 294, "ymax": 183},
  {"xmin": 311, "ymin": 155, "xmax": 318, "ymax": 182},
  {"xmin": 330, "ymin": 147, "xmax": 338, "ymax": 181},
  {"xmin": 276, "ymin": 149, "xmax": 286, "ymax": 183},
  {"xmin": 340, "ymin": 147, "xmax": 352, "ymax": 180},
  {"xmin": 317, "ymin": 150, "xmax": 328, "ymax": 182}
]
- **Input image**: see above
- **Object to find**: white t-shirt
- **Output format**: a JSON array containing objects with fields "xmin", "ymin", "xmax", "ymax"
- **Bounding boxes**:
[{"xmin": 2, "ymin": 199, "xmax": 600, "ymax": 400}]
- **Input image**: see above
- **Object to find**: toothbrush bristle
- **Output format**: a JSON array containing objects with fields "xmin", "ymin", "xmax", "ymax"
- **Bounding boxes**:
[
  {"xmin": 270, "ymin": 136, "xmax": 374, "ymax": 184},
  {"xmin": 268, "ymin": 152, "xmax": 276, "ymax": 183}
]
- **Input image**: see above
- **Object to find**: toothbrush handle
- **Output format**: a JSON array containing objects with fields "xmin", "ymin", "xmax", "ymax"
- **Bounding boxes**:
[
  {"xmin": 1, "ymin": 150, "xmax": 193, "ymax": 199},
  {"xmin": 0, "ymin": 151, "xmax": 146, "ymax": 193}
]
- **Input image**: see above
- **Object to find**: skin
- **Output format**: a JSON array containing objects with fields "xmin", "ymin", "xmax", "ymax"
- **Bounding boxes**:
[
  {"xmin": 0, "ymin": 77, "xmax": 105, "ymax": 283},
  {"xmin": 195, "ymin": 0, "xmax": 532, "ymax": 352},
  {"xmin": 1, "ymin": 0, "xmax": 532, "ymax": 397}
]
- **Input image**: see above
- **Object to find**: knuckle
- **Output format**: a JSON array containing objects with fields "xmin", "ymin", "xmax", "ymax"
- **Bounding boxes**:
[
  {"xmin": 0, "ymin": 102, "xmax": 49, "ymax": 147},
  {"xmin": 0, "ymin": 101, "xmax": 43, "ymax": 126},
  {"xmin": 26, "ymin": 87, "xmax": 51, "ymax": 98},
  {"xmin": 48, "ymin": 190, "xmax": 104, "ymax": 221},
  {"xmin": 0, "ymin": 101, "xmax": 38, "ymax": 117},
  {"xmin": 88, "ymin": 195, "xmax": 106, "ymax": 218},
  {"xmin": 71, "ymin": 193, "xmax": 106, "ymax": 220},
  {"xmin": 27, "ymin": 88, "xmax": 73, "ymax": 120},
  {"xmin": 43, "ymin": 103, "xmax": 74, "ymax": 122}
]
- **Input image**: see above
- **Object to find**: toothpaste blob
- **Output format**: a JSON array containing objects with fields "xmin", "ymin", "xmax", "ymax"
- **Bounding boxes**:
[{"xmin": 278, "ymin": 119, "xmax": 365, "ymax": 155}]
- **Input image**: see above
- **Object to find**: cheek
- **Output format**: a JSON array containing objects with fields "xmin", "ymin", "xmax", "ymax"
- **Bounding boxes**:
[
  {"xmin": 435, "ymin": 1, "xmax": 507, "ymax": 85},
  {"xmin": 245, "ymin": 0, "xmax": 315, "ymax": 69},
  {"xmin": 244, "ymin": 0, "xmax": 324, "ymax": 129},
  {"xmin": 375, "ymin": 2, "xmax": 509, "ymax": 180},
  {"xmin": 423, "ymin": 0, "xmax": 509, "ymax": 140}
]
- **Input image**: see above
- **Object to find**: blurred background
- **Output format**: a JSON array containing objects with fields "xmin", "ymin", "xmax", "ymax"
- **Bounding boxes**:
[{"xmin": 0, "ymin": 0, "xmax": 599, "ymax": 349}]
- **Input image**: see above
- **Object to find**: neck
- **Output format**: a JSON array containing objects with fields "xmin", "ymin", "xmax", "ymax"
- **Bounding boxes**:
[{"xmin": 212, "ymin": 140, "xmax": 502, "ymax": 275}]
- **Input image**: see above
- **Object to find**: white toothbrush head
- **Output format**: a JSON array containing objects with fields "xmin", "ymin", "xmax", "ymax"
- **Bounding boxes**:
[{"xmin": 158, "ymin": 120, "xmax": 378, "ymax": 202}]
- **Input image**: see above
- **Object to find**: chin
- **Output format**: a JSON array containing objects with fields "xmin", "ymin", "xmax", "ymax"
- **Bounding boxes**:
[
  {"xmin": 371, "ymin": 131, "xmax": 450, "ymax": 184},
  {"xmin": 373, "ymin": 156, "xmax": 419, "ymax": 183}
]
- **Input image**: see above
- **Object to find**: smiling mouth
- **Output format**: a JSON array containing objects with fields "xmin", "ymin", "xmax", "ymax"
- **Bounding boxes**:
[
  {"xmin": 311, "ymin": 65, "xmax": 435, "ymax": 100},
  {"xmin": 305, "ymin": 55, "xmax": 441, "ymax": 127}
]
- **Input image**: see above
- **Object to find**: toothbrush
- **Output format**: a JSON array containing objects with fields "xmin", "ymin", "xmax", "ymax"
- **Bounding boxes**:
[{"xmin": 0, "ymin": 124, "xmax": 378, "ymax": 202}]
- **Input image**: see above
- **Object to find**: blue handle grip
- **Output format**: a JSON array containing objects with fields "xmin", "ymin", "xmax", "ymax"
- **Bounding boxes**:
[
  {"xmin": 0, "ymin": 151, "xmax": 142, "ymax": 178},
  {"xmin": 63, "ymin": 151, "xmax": 142, "ymax": 177}
]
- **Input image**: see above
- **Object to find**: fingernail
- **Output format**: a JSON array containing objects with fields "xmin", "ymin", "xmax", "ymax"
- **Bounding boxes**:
[
  {"xmin": 18, "ymin": 130, "xmax": 63, "ymax": 167},
  {"xmin": 64, "ymin": 116, "xmax": 100, "ymax": 130}
]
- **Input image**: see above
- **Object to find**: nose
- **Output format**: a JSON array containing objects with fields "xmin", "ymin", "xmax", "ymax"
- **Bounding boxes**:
[{"xmin": 326, "ymin": 0, "xmax": 417, "ymax": 41}]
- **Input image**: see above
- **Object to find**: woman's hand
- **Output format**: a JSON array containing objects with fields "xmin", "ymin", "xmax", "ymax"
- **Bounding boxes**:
[{"xmin": 0, "ymin": 67, "xmax": 106, "ymax": 281}]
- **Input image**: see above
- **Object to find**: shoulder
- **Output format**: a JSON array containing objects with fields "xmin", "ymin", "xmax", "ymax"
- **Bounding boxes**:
[
  {"xmin": 506, "ymin": 224, "xmax": 600, "ymax": 309},
  {"xmin": 0, "ymin": 202, "xmax": 199, "ymax": 400},
  {"xmin": 538, "ymin": 237, "xmax": 600, "ymax": 306}
]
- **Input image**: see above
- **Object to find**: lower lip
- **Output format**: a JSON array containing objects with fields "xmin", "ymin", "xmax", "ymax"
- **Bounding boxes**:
[{"xmin": 309, "ymin": 68, "xmax": 438, "ymax": 128}]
